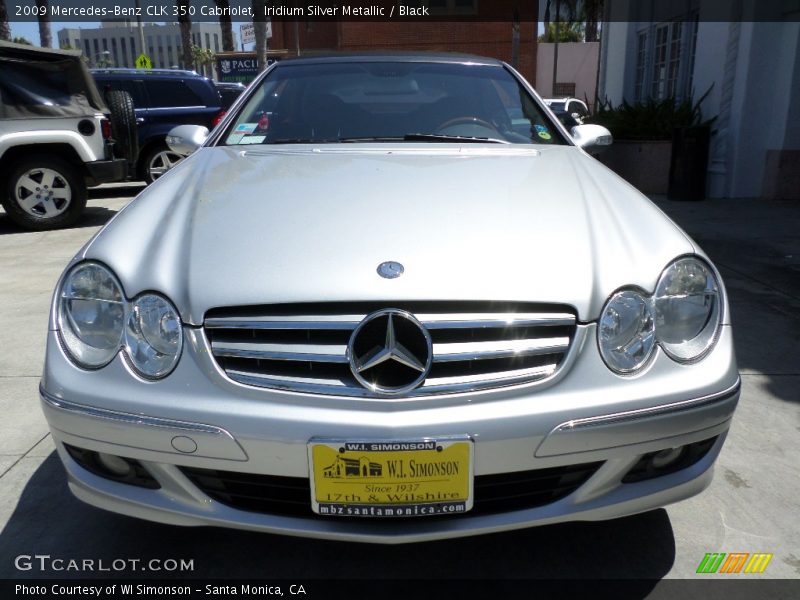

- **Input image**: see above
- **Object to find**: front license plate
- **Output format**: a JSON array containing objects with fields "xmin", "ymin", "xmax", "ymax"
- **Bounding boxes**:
[{"xmin": 309, "ymin": 438, "xmax": 473, "ymax": 518}]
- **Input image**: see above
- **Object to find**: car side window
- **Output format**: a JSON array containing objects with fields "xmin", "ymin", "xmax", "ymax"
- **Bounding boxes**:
[{"xmin": 143, "ymin": 80, "xmax": 203, "ymax": 108}]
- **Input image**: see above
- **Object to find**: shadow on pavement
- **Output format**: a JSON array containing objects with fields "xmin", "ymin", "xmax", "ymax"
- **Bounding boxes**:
[
  {"xmin": 0, "ymin": 453, "xmax": 674, "ymax": 589},
  {"xmin": 0, "ymin": 183, "xmax": 143, "ymax": 235}
]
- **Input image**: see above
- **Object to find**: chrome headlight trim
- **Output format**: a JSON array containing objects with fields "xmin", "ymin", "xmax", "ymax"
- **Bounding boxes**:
[
  {"xmin": 597, "ymin": 287, "xmax": 657, "ymax": 375},
  {"xmin": 124, "ymin": 293, "xmax": 184, "ymax": 380},
  {"xmin": 654, "ymin": 256, "xmax": 723, "ymax": 363},
  {"xmin": 57, "ymin": 261, "xmax": 126, "ymax": 369},
  {"xmin": 56, "ymin": 261, "xmax": 183, "ymax": 379}
]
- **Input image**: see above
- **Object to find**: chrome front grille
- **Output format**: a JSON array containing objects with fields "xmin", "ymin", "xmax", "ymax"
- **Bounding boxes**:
[{"xmin": 204, "ymin": 302, "xmax": 577, "ymax": 397}]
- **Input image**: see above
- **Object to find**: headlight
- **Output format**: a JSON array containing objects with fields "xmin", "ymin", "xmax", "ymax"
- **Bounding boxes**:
[
  {"xmin": 654, "ymin": 257, "xmax": 721, "ymax": 362},
  {"xmin": 58, "ymin": 263, "xmax": 125, "ymax": 368},
  {"xmin": 125, "ymin": 294, "xmax": 183, "ymax": 378},
  {"xmin": 598, "ymin": 290, "xmax": 656, "ymax": 374}
]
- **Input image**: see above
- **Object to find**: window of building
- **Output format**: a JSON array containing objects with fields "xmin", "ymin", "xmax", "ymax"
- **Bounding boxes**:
[
  {"xmin": 205, "ymin": 33, "xmax": 211, "ymax": 49},
  {"xmin": 111, "ymin": 38, "xmax": 118, "ymax": 66},
  {"xmin": 650, "ymin": 21, "xmax": 682, "ymax": 100},
  {"xmin": 121, "ymin": 37, "xmax": 128, "ymax": 67},
  {"xmin": 143, "ymin": 80, "xmax": 202, "ymax": 108},
  {"xmin": 84, "ymin": 39, "xmax": 90, "ymax": 58},
  {"xmin": 634, "ymin": 31, "xmax": 647, "ymax": 102},
  {"xmin": 686, "ymin": 13, "xmax": 699, "ymax": 96},
  {"xmin": 214, "ymin": 33, "xmax": 219, "ymax": 52}
]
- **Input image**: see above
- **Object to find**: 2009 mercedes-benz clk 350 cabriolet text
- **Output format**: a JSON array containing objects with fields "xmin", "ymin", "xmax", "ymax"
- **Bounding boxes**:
[{"xmin": 41, "ymin": 53, "xmax": 740, "ymax": 543}]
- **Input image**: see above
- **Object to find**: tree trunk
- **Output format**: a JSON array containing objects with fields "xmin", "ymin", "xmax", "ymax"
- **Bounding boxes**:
[
  {"xmin": 35, "ymin": 0, "xmax": 51, "ymax": 47},
  {"xmin": 215, "ymin": 0, "xmax": 235, "ymax": 51},
  {"xmin": 177, "ymin": 0, "xmax": 193, "ymax": 69},
  {"xmin": 252, "ymin": 0, "xmax": 267, "ymax": 71},
  {"xmin": 0, "ymin": 0, "xmax": 11, "ymax": 42},
  {"xmin": 584, "ymin": 0, "xmax": 601, "ymax": 43}
]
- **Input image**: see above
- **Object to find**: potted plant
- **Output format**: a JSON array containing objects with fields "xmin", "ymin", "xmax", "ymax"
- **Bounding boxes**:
[{"xmin": 588, "ymin": 89, "xmax": 715, "ymax": 196}]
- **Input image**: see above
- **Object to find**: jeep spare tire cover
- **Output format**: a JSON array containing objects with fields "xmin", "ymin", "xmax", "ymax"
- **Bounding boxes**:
[{"xmin": 105, "ymin": 89, "xmax": 139, "ymax": 167}]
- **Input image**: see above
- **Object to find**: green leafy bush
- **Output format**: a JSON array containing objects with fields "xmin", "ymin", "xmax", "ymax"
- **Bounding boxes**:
[{"xmin": 587, "ymin": 89, "xmax": 715, "ymax": 140}]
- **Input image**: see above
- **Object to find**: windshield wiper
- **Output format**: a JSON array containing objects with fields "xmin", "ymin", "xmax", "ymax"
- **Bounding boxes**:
[
  {"xmin": 338, "ymin": 136, "xmax": 406, "ymax": 142},
  {"xmin": 268, "ymin": 138, "xmax": 338, "ymax": 144},
  {"xmin": 403, "ymin": 133, "xmax": 510, "ymax": 144}
]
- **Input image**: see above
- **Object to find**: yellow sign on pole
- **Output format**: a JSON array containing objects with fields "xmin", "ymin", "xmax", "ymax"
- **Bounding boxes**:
[{"xmin": 135, "ymin": 54, "xmax": 152, "ymax": 69}]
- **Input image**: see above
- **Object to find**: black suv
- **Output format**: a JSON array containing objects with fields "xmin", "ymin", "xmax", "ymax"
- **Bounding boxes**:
[{"xmin": 92, "ymin": 68, "xmax": 224, "ymax": 183}]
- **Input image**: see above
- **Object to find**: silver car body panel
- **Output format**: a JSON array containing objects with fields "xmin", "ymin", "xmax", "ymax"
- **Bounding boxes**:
[{"xmin": 41, "ymin": 55, "xmax": 739, "ymax": 542}]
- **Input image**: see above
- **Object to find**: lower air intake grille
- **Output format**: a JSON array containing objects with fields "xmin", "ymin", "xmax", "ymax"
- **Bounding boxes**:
[
  {"xmin": 179, "ymin": 462, "xmax": 602, "ymax": 518},
  {"xmin": 204, "ymin": 301, "xmax": 578, "ymax": 397}
]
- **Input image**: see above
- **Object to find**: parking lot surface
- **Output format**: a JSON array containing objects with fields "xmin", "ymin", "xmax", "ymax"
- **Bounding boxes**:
[{"xmin": 1, "ymin": 185, "xmax": 798, "ymax": 585}]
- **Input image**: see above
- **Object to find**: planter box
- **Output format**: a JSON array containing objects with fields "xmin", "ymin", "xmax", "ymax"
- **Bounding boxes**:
[{"xmin": 598, "ymin": 140, "xmax": 672, "ymax": 194}]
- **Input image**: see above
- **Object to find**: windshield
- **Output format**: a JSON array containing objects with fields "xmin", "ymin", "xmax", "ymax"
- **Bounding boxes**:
[
  {"xmin": 546, "ymin": 101, "xmax": 566, "ymax": 111},
  {"xmin": 222, "ymin": 61, "xmax": 565, "ymax": 145}
]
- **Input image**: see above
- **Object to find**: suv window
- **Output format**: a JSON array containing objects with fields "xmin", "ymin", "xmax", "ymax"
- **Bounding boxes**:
[
  {"xmin": 144, "ymin": 80, "xmax": 203, "ymax": 108},
  {"xmin": 95, "ymin": 78, "xmax": 146, "ymax": 108}
]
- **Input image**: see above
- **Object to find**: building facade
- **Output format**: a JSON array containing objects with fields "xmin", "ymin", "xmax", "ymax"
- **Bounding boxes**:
[
  {"xmin": 57, "ymin": 20, "xmax": 232, "ymax": 70},
  {"xmin": 599, "ymin": 1, "xmax": 800, "ymax": 199}
]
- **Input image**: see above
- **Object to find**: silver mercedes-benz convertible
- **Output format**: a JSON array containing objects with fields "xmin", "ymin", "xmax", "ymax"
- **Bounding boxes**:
[{"xmin": 41, "ymin": 53, "xmax": 739, "ymax": 543}]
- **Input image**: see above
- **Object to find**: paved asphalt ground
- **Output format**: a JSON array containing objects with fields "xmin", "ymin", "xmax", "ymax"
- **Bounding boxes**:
[{"xmin": 0, "ymin": 185, "xmax": 798, "ymax": 591}]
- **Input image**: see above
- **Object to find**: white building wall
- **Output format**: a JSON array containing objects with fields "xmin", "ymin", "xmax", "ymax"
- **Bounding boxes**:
[
  {"xmin": 598, "ymin": 22, "xmax": 631, "ymax": 106},
  {"xmin": 536, "ymin": 42, "xmax": 600, "ymax": 108}
]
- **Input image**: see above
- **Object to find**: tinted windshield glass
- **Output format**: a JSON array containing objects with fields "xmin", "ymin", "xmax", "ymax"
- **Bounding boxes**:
[{"xmin": 223, "ymin": 61, "xmax": 564, "ymax": 145}]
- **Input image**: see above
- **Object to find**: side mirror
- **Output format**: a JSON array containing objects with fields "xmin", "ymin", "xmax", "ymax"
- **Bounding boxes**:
[
  {"xmin": 166, "ymin": 125, "xmax": 209, "ymax": 157},
  {"xmin": 570, "ymin": 124, "xmax": 613, "ymax": 152}
]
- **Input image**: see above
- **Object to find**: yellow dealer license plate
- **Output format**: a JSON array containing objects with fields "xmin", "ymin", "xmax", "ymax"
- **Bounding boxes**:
[{"xmin": 309, "ymin": 438, "xmax": 473, "ymax": 518}]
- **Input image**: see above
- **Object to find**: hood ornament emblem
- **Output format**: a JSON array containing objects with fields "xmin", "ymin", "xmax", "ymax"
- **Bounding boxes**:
[{"xmin": 377, "ymin": 261, "xmax": 404, "ymax": 279}]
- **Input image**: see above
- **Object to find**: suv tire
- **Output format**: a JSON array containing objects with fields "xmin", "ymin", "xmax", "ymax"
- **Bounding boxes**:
[
  {"xmin": 2, "ymin": 156, "xmax": 88, "ymax": 231},
  {"xmin": 105, "ymin": 89, "xmax": 139, "ymax": 169}
]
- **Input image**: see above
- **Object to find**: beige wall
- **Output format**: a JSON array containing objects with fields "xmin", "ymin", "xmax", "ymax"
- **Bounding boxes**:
[{"xmin": 536, "ymin": 42, "xmax": 600, "ymax": 109}]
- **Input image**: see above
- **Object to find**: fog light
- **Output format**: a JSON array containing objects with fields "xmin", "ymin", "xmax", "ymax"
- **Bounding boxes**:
[
  {"xmin": 651, "ymin": 447, "xmax": 684, "ymax": 469},
  {"xmin": 97, "ymin": 452, "xmax": 132, "ymax": 476},
  {"xmin": 622, "ymin": 436, "xmax": 718, "ymax": 483}
]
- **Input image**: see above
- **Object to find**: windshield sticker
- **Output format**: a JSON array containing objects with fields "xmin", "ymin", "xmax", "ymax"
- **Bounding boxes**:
[
  {"xmin": 239, "ymin": 135, "xmax": 266, "ymax": 145},
  {"xmin": 234, "ymin": 122, "xmax": 257, "ymax": 134},
  {"xmin": 226, "ymin": 133, "xmax": 245, "ymax": 144},
  {"xmin": 535, "ymin": 125, "xmax": 552, "ymax": 140}
]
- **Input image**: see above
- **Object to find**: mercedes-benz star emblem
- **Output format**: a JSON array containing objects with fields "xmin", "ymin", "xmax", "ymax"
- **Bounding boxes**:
[
  {"xmin": 348, "ymin": 309, "xmax": 432, "ymax": 395},
  {"xmin": 377, "ymin": 261, "xmax": 404, "ymax": 279}
]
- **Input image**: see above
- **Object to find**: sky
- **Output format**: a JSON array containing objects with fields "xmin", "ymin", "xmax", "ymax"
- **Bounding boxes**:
[{"xmin": 10, "ymin": 21, "xmax": 89, "ymax": 45}]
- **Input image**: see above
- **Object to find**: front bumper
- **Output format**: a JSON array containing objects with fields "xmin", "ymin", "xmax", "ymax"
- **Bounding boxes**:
[{"xmin": 40, "ymin": 324, "xmax": 740, "ymax": 543}]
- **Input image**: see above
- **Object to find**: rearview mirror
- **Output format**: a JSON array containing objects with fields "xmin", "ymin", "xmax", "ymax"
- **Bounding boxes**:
[
  {"xmin": 166, "ymin": 125, "xmax": 209, "ymax": 157},
  {"xmin": 570, "ymin": 124, "xmax": 613, "ymax": 153}
]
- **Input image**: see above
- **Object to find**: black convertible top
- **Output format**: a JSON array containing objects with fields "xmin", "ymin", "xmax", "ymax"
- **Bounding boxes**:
[{"xmin": 0, "ymin": 41, "xmax": 108, "ymax": 119}]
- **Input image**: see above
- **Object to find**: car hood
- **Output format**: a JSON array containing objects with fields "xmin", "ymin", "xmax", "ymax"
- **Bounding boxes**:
[{"xmin": 83, "ymin": 144, "xmax": 695, "ymax": 325}]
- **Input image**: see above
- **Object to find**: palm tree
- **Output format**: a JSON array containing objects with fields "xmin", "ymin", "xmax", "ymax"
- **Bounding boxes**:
[
  {"xmin": 176, "ymin": 0, "xmax": 193, "ymax": 69},
  {"xmin": 251, "ymin": 0, "xmax": 267, "ymax": 71},
  {"xmin": 214, "ymin": 0, "xmax": 235, "ymax": 51},
  {"xmin": 35, "ymin": 0, "xmax": 51, "ymax": 47},
  {"xmin": 0, "ymin": 0, "xmax": 11, "ymax": 42}
]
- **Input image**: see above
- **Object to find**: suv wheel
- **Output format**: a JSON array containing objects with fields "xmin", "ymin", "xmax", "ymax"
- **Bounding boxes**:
[
  {"xmin": 141, "ymin": 143, "xmax": 183, "ymax": 184},
  {"xmin": 2, "ymin": 156, "xmax": 87, "ymax": 230}
]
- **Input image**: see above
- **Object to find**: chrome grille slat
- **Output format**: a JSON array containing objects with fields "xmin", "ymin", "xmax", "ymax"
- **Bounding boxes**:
[
  {"xmin": 205, "ymin": 303, "xmax": 577, "ymax": 397},
  {"xmin": 418, "ymin": 312, "xmax": 576, "ymax": 329},
  {"xmin": 211, "ymin": 341, "xmax": 349, "ymax": 363},
  {"xmin": 432, "ymin": 337, "xmax": 570, "ymax": 363}
]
